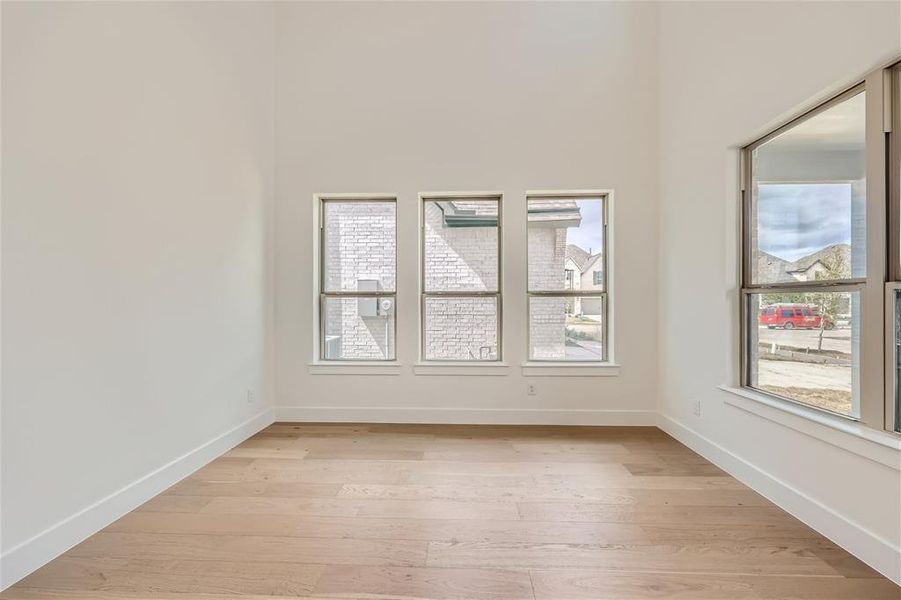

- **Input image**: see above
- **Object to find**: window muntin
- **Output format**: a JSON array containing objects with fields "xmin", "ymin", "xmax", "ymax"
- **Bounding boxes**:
[
  {"xmin": 527, "ymin": 193, "xmax": 608, "ymax": 362},
  {"xmin": 319, "ymin": 197, "xmax": 397, "ymax": 361},
  {"xmin": 421, "ymin": 195, "xmax": 501, "ymax": 361},
  {"xmin": 742, "ymin": 86, "xmax": 870, "ymax": 419}
]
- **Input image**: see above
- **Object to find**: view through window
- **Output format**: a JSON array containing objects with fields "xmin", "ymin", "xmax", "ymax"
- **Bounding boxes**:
[
  {"xmin": 527, "ymin": 194, "xmax": 607, "ymax": 361},
  {"xmin": 320, "ymin": 197, "xmax": 397, "ymax": 361},
  {"xmin": 744, "ymin": 90, "xmax": 865, "ymax": 417},
  {"xmin": 422, "ymin": 196, "xmax": 501, "ymax": 361}
]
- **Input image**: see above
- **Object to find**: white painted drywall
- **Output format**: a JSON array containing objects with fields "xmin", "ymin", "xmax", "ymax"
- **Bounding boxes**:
[
  {"xmin": 1, "ymin": 1, "xmax": 275, "ymax": 585},
  {"xmin": 657, "ymin": 0, "xmax": 901, "ymax": 581},
  {"xmin": 274, "ymin": 1, "xmax": 659, "ymax": 419}
]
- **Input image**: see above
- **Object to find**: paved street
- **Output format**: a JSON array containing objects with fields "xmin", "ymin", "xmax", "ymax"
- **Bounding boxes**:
[{"xmin": 756, "ymin": 325, "xmax": 852, "ymax": 355}]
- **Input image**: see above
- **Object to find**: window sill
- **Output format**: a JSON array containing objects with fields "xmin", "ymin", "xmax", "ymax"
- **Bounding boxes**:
[
  {"xmin": 719, "ymin": 385, "xmax": 901, "ymax": 470},
  {"xmin": 308, "ymin": 361, "xmax": 402, "ymax": 376},
  {"xmin": 521, "ymin": 362, "xmax": 621, "ymax": 377},
  {"xmin": 413, "ymin": 362, "xmax": 510, "ymax": 376}
]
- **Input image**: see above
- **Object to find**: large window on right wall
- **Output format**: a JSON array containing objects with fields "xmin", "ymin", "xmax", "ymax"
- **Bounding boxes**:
[
  {"xmin": 742, "ymin": 63, "xmax": 899, "ymax": 431},
  {"xmin": 527, "ymin": 192, "xmax": 609, "ymax": 362}
]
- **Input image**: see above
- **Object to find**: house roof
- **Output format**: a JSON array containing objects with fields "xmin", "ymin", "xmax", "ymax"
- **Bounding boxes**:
[
  {"xmin": 756, "ymin": 243, "xmax": 851, "ymax": 282},
  {"xmin": 438, "ymin": 198, "xmax": 582, "ymax": 227},
  {"xmin": 565, "ymin": 244, "xmax": 602, "ymax": 273},
  {"xmin": 787, "ymin": 244, "xmax": 850, "ymax": 275},
  {"xmin": 565, "ymin": 244, "xmax": 590, "ymax": 270},
  {"xmin": 527, "ymin": 199, "xmax": 581, "ymax": 225}
]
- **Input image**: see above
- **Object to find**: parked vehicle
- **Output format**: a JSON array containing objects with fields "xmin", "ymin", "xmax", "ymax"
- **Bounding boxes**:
[{"xmin": 759, "ymin": 303, "xmax": 834, "ymax": 330}]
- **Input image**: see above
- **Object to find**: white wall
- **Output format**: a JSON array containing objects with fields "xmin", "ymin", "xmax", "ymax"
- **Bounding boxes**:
[
  {"xmin": 274, "ymin": 1, "xmax": 659, "ymax": 422},
  {"xmin": 1, "ymin": 1, "xmax": 275, "ymax": 587},
  {"xmin": 656, "ymin": 0, "xmax": 901, "ymax": 582}
]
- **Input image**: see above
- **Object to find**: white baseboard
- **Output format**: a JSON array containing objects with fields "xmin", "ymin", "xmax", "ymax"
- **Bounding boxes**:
[
  {"xmin": 274, "ymin": 406, "xmax": 656, "ymax": 426},
  {"xmin": 0, "ymin": 408, "xmax": 276, "ymax": 591},
  {"xmin": 657, "ymin": 413, "xmax": 901, "ymax": 585}
]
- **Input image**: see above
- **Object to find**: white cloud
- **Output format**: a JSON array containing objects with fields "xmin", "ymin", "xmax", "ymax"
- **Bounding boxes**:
[{"xmin": 757, "ymin": 183, "xmax": 852, "ymax": 262}]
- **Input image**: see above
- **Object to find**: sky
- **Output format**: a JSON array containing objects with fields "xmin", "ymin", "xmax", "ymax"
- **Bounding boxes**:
[
  {"xmin": 567, "ymin": 199, "xmax": 604, "ymax": 254},
  {"xmin": 756, "ymin": 183, "xmax": 852, "ymax": 262}
]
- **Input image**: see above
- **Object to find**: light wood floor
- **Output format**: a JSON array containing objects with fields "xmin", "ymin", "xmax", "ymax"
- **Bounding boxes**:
[{"xmin": 3, "ymin": 423, "xmax": 898, "ymax": 599}]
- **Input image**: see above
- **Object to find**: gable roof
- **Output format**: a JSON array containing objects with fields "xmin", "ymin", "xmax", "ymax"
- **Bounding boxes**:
[
  {"xmin": 787, "ymin": 244, "xmax": 850, "ymax": 275},
  {"xmin": 565, "ymin": 244, "xmax": 602, "ymax": 273},
  {"xmin": 565, "ymin": 244, "xmax": 590, "ymax": 270},
  {"xmin": 756, "ymin": 243, "xmax": 851, "ymax": 282}
]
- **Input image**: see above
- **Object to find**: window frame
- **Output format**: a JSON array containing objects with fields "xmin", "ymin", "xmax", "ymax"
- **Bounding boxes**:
[
  {"xmin": 526, "ymin": 190, "xmax": 611, "ymax": 363},
  {"xmin": 739, "ymin": 70, "xmax": 889, "ymax": 430},
  {"xmin": 419, "ymin": 192, "xmax": 503, "ymax": 363},
  {"xmin": 887, "ymin": 63, "xmax": 901, "ymax": 432},
  {"xmin": 317, "ymin": 194, "xmax": 398, "ymax": 363}
]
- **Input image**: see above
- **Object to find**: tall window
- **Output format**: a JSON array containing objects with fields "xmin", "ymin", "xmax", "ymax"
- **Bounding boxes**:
[
  {"xmin": 527, "ymin": 192, "xmax": 608, "ymax": 362},
  {"xmin": 742, "ymin": 87, "xmax": 870, "ymax": 418},
  {"xmin": 421, "ymin": 194, "xmax": 501, "ymax": 361},
  {"xmin": 319, "ymin": 196, "xmax": 396, "ymax": 361}
]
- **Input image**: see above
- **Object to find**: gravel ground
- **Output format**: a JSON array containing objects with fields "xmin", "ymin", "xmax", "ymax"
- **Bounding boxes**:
[{"xmin": 756, "ymin": 359, "xmax": 852, "ymax": 414}]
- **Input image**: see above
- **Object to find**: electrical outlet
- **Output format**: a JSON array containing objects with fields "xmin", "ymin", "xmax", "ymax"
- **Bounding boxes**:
[
  {"xmin": 527, "ymin": 384, "xmax": 537, "ymax": 396},
  {"xmin": 692, "ymin": 399, "xmax": 701, "ymax": 417},
  {"xmin": 246, "ymin": 389, "xmax": 255, "ymax": 404}
]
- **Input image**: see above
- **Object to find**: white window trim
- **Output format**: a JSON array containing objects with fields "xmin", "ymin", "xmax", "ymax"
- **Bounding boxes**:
[
  {"xmin": 720, "ymin": 385, "xmax": 900, "ymax": 470},
  {"xmin": 521, "ymin": 362, "xmax": 620, "ymax": 377},
  {"xmin": 312, "ymin": 193, "xmax": 399, "ymax": 364},
  {"xmin": 525, "ymin": 189, "xmax": 615, "ymax": 365},
  {"xmin": 413, "ymin": 362, "xmax": 510, "ymax": 376},
  {"xmin": 418, "ymin": 191, "xmax": 504, "ymax": 363},
  {"xmin": 308, "ymin": 361, "xmax": 402, "ymax": 376}
]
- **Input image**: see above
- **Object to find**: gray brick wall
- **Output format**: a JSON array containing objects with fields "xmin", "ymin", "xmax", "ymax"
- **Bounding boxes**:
[
  {"xmin": 423, "ymin": 201, "xmax": 499, "ymax": 360},
  {"xmin": 323, "ymin": 202, "xmax": 395, "ymax": 359},
  {"xmin": 528, "ymin": 227, "xmax": 568, "ymax": 359},
  {"xmin": 322, "ymin": 200, "xmax": 573, "ymax": 360}
]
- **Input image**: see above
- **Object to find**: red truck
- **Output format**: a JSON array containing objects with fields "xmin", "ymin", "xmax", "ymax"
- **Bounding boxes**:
[{"xmin": 759, "ymin": 303, "xmax": 834, "ymax": 330}]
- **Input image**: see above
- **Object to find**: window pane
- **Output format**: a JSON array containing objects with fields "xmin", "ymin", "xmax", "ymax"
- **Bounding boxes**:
[
  {"xmin": 424, "ymin": 199, "xmax": 498, "ymax": 292},
  {"xmin": 323, "ymin": 201, "xmax": 396, "ymax": 293},
  {"xmin": 323, "ymin": 296, "xmax": 395, "ymax": 360},
  {"xmin": 424, "ymin": 296, "xmax": 498, "ymax": 360},
  {"xmin": 750, "ymin": 91, "xmax": 866, "ymax": 285},
  {"xmin": 529, "ymin": 296, "xmax": 604, "ymax": 361},
  {"xmin": 528, "ymin": 197, "xmax": 604, "ymax": 292},
  {"xmin": 747, "ymin": 291, "xmax": 858, "ymax": 417}
]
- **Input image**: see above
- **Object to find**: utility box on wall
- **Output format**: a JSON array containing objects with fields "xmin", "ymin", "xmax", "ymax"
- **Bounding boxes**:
[{"xmin": 357, "ymin": 279, "xmax": 392, "ymax": 317}]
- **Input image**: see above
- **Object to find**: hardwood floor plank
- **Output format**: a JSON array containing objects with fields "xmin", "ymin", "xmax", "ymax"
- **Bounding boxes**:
[
  {"xmin": 14, "ymin": 557, "xmax": 323, "ymax": 597},
  {"xmin": 517, "ymin": 502, "xmax": 805, "ymax": 526},
  {"xmin": 428, "ymin": 540, "xmax": 841, "ymax": 576},
  {"xmin": 336, "ymin": 483, "xmax": 769, "ymax": 506},
  {"xmin": 530, "ymin": 570, "xmax": 901, "ymax": 599},
  {"xmin": 168, "ymin": 480, "xmax": 342, "ymax": 498},
  {"xmin": 67, "ymin": 532, "xmax": 428, "ymax": 567},
  {"xmin": 313, "ymin": 565, "xmax": 534, "ymax": 599},
  {"xmin": 106, "ymin": 512, "xmax": 648, "ymax": 545}
]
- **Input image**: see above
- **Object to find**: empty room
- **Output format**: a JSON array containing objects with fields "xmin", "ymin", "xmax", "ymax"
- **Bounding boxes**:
[{"xmin": 2, "ymin": 1, "xmax": 901, "ymax": 598}]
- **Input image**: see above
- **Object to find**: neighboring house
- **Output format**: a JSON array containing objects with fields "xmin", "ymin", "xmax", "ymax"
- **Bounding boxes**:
[
  {"xmin": 756, "ymin": 243, "xmax": 851, "ymax": 283},
  {"xmin": 564, "ymin": 244, "xmax": 604, "ymax": 315}
]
